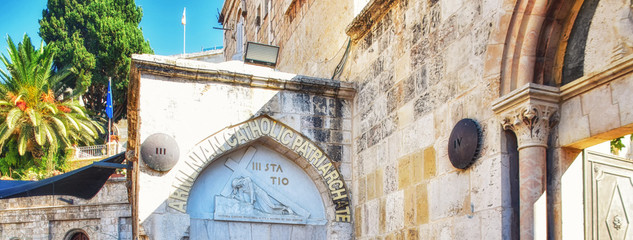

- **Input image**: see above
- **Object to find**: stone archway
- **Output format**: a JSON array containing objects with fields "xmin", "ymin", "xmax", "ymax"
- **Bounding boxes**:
[
  {"xmin": 166, "ymin": 115, "xmax": 351, "ymax": 221},
  {"xmin": 495, "ymin": 0, "xmax": 590, "ymax": 93},
  {"xmin": 494, "ymin": 0, "xmax": 633, "ymax": 239},
  {"xmin": 160, "ymin": 115, "xmax": 352, "ymax": 239}
]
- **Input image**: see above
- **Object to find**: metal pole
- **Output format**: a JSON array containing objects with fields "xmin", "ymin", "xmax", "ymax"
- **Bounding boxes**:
[
  {"xmin": 108, "ymin": 118, "xmax": 111, "ymax": 155},
  {"xmin": 108, "ymin": 77, "xmax": 111, "ymax": 146}
]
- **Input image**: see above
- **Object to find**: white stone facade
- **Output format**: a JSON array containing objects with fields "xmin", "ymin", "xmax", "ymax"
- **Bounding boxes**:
[{"xmin": 128, "ymin": 56, "xmax": 355, "ymax": 239}]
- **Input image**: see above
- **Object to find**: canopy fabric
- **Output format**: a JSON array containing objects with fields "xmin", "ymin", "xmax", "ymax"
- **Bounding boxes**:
[{"xmin": 0, "ymin": 152, "xmax": 126, "ymax": 200}]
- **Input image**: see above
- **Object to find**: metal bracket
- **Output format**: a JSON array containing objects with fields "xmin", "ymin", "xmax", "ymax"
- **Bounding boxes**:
[
  {"xmin": 57, "ymin": 197, "xmax": 74, "ymax": 205},
  {"xmin": 93, "ymin": 162, "xmax": 129, "ymax": 169}
]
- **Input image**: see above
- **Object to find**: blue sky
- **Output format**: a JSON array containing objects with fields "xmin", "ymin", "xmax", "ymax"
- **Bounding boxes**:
[
  {"xmin": 136, "ymin": 0, "xmax": 225, "ymax": 54},
  {"xmin": 0, "ymin": 0, "xmax": 225, "ymax": 72}
]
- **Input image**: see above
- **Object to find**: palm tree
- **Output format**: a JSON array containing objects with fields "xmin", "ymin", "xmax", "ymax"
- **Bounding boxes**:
[{"xmin": 0, "ymin": 34, "xmax": 103, "ymax": 167}]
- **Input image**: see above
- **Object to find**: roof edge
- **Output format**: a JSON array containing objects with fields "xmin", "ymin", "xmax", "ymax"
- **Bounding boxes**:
[{"xmin": 131, "ymin": 54, "xmax": 356, "ymax": 99}]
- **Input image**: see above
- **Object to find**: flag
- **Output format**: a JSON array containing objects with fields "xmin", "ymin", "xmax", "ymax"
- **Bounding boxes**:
[
  {"xmin": 106, "ymin": 78, "xmax": 113, "ymax": 119},
  {"xmin": 181, "ymin": 7, "xmax": 186, "ymax": 25}
]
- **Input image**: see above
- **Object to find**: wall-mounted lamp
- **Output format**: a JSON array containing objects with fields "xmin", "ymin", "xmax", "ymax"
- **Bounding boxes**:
[{"xmin": 244, "ymin": 42, "xmax": 279, "ymax": 67}]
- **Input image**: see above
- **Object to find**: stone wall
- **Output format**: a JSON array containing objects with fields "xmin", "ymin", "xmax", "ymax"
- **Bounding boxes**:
[
  {"xmin": 215, "ymin": 0, "xmax": 633, "ymax": 239},
  {"xmin": 0, "ymin": 178, "xmax": 131, "ymax": 240},
  {"xmin": 558, "ymin": 57, "xmax": 633, "ymax": 150},
  {"xmin": 345, "ymin": 0, "xmax": 511, "ymax": 239},
  {"xmin": 222, "ymin": 0, "xmax": 353, "ymax": 79}
]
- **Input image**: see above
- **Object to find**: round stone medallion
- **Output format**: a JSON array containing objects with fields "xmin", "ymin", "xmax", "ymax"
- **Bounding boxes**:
[
  {"xmin": 447, "ymin": 119, "xmax": 482, "ymax": 169},
  {"xmin": 141, "ymin": 133, "xmax": 180, "ymax": 172}
]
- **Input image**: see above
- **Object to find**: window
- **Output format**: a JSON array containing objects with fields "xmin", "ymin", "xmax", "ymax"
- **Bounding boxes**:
[
  {"xmin": 233, "ymin": 12, "xmax": 246, "ymax": 60},
  {"xmin": 264, "ymin": 0, "xmax": 270, "ymax": 17},
  {"xmin": 236, "ymin": 16, "xmax": 244, "ymax": 53},
  {"xmin": 256, "ymin": 5, "xmax": 262, "ymax": 27}
]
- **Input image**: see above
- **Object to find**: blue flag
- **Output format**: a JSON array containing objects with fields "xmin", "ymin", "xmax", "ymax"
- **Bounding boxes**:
[{"xmin": 106, "ymin": 79, "xmax": 113, "ymax": 119}]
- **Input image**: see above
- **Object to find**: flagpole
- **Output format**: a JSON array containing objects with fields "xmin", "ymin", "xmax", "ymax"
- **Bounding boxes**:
[
  {"xmin": 108, "ymin": 77, "xmax": 111, "ymax": 145},
  {"xmin": 182, "ymin": 7, "xmax": 186, "ymax": 55}
]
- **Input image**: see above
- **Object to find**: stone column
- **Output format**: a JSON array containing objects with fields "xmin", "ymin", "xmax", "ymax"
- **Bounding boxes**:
[
  {"xmin": 502, "ymin": 105, "xmax": 558, "ymax": 239},
  {"xmin": 492, "ymin": 83, "xmax": 560, "ymax": 240}
]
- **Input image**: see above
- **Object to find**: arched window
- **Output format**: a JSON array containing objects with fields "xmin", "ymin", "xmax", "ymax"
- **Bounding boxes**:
[{"xmin": 232, "ymin": 8, "xmax": 246, "ymax": 60}]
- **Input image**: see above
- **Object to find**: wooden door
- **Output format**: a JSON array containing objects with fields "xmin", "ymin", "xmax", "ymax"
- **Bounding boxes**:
[{"xmin": 70, "ymin": 232, "xmax": 89, "ymax": 240}]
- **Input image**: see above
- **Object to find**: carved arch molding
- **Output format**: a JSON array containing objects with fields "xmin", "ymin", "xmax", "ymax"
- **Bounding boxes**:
[
  {"xmin": 500, "ymin": 0, "xmax": 601, "ymax": 94},
  {"xmin": 166, "ymin": 115, "xmax": 351, "ymax": 222}
]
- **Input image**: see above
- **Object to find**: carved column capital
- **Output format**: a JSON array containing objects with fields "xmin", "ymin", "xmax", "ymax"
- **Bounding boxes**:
[
  {"xmin": 493, "ymin": 83, "xmax": 560, "ymax": 149},
  {"xmin": 501, "ymin": 104, "xmax": 559, "ymax": 149}
]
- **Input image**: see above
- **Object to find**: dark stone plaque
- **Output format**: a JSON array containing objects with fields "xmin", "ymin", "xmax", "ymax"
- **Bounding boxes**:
[{"xmin": 448, "ymin": 119, "xmax": 482, "ymax": 169}]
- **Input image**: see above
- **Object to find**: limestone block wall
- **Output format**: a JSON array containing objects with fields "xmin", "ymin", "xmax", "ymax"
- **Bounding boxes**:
[
  {"xmin": 0, "ymin": 178, "xmax": 131, "ymax": 240},
  {"xmin": 222, "ymin": 0, "xmax": 354, "ymax": 79},
  {"xmin": 130, "ymin": 56, "xmax": 355, "ymax": 239},
  {"xmin": 558, "ymin": 66, "xmax": 633, "ymax": 149},
  {"xmin": 274, "ymin": 0, "xmax": 354, "ymax": 79},
  {"xmin": 345, "ymin": 1, "xmax": 512, "ymax": 239}
]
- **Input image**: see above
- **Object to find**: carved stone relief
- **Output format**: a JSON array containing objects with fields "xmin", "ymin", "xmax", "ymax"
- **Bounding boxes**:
[
  {"xmin": 228, "ymin": 177, "xmax": 294, "ymax": 215},
  {"xmin": 214, "ymin": 176, "xmax": 308, "ymax": 224},
  {"xmin": 186, "ymin": 144, "xmax": 326, "ymax": 225},
  {"xmin": 213, "ymin": 146, "xmax": 310, "ymax": 224}
]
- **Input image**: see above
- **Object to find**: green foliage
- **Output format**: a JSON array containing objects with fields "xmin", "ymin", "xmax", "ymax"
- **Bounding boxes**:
[
  {"xmin": 0, "ymin": 140, "xmax": 68, "ymax": 180},
  {"xmin": 0, "ymin": 34, "xmax": 102, "ymax": 179},
  {"xmin": 610, "ymin": 134, "xmax": 632, "ymax": 155},
  {"xmin": 0, "ymin": 140, "xmax": 27, "ymax": 178},
  {"xmin": 39, "ymin": 0, "xmax": 153, "ymax": 121}
]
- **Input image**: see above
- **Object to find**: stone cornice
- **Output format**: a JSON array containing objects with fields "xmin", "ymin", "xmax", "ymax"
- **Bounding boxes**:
[
  {"xmin": 0, "ymin": 202, "xmax": 130, "ymax": 212},
  {"xmin": 345, "ymin": 0, "xmax": 398, "ymax": 41},
  {"xmin": 495, "ymin": 54, "xmax": 633, "ymax": 107},
  {"xmin": 492, "ymin": 56, "xmax": 633, "ymax": 149},
  {"xmin": 492, "ymin": 83, "xmax": 560, "ymax": 115},
  {"xmin": 131, "ymin": 54, "xmax": 356, "ymax": 99},
  {"xmin": 560, "ymin": 54, "xmax": 633, "ymax": 101},
  {"xmin": 220, "ymin": 0, "xmax": 237, "ymax": 26}
]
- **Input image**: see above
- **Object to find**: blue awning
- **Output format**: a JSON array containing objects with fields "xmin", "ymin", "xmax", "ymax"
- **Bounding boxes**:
[{"xmin": 0, "ymin": 152, "xmax": 127, "ymax": 200}]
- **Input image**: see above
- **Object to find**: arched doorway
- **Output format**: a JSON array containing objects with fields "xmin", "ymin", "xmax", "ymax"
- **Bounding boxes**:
[
  {"xmin": 494, "ymin": 0, "xmax": 633, "ymax": 238},
  {"xmin": 70, "ymin": 233, "xmax": 88, "ymax": 240},
  {"xmin": 65, "ymin": 230, "xmax": 89, "ymax": 240},
  {"xmin": 154, "ymin": 115, "xmax": 352, "ymax": 239}
]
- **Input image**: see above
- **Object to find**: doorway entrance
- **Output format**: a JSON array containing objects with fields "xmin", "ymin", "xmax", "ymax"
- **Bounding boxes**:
[{"xmin": 69, "ymin": 232, "xmax": 89, "ymax": 240}]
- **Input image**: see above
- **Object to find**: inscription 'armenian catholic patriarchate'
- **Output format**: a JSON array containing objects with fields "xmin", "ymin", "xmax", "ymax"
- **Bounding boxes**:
[{"xmin": 167, "ymin": 115, "xmax": 351, "ymax": 222}]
